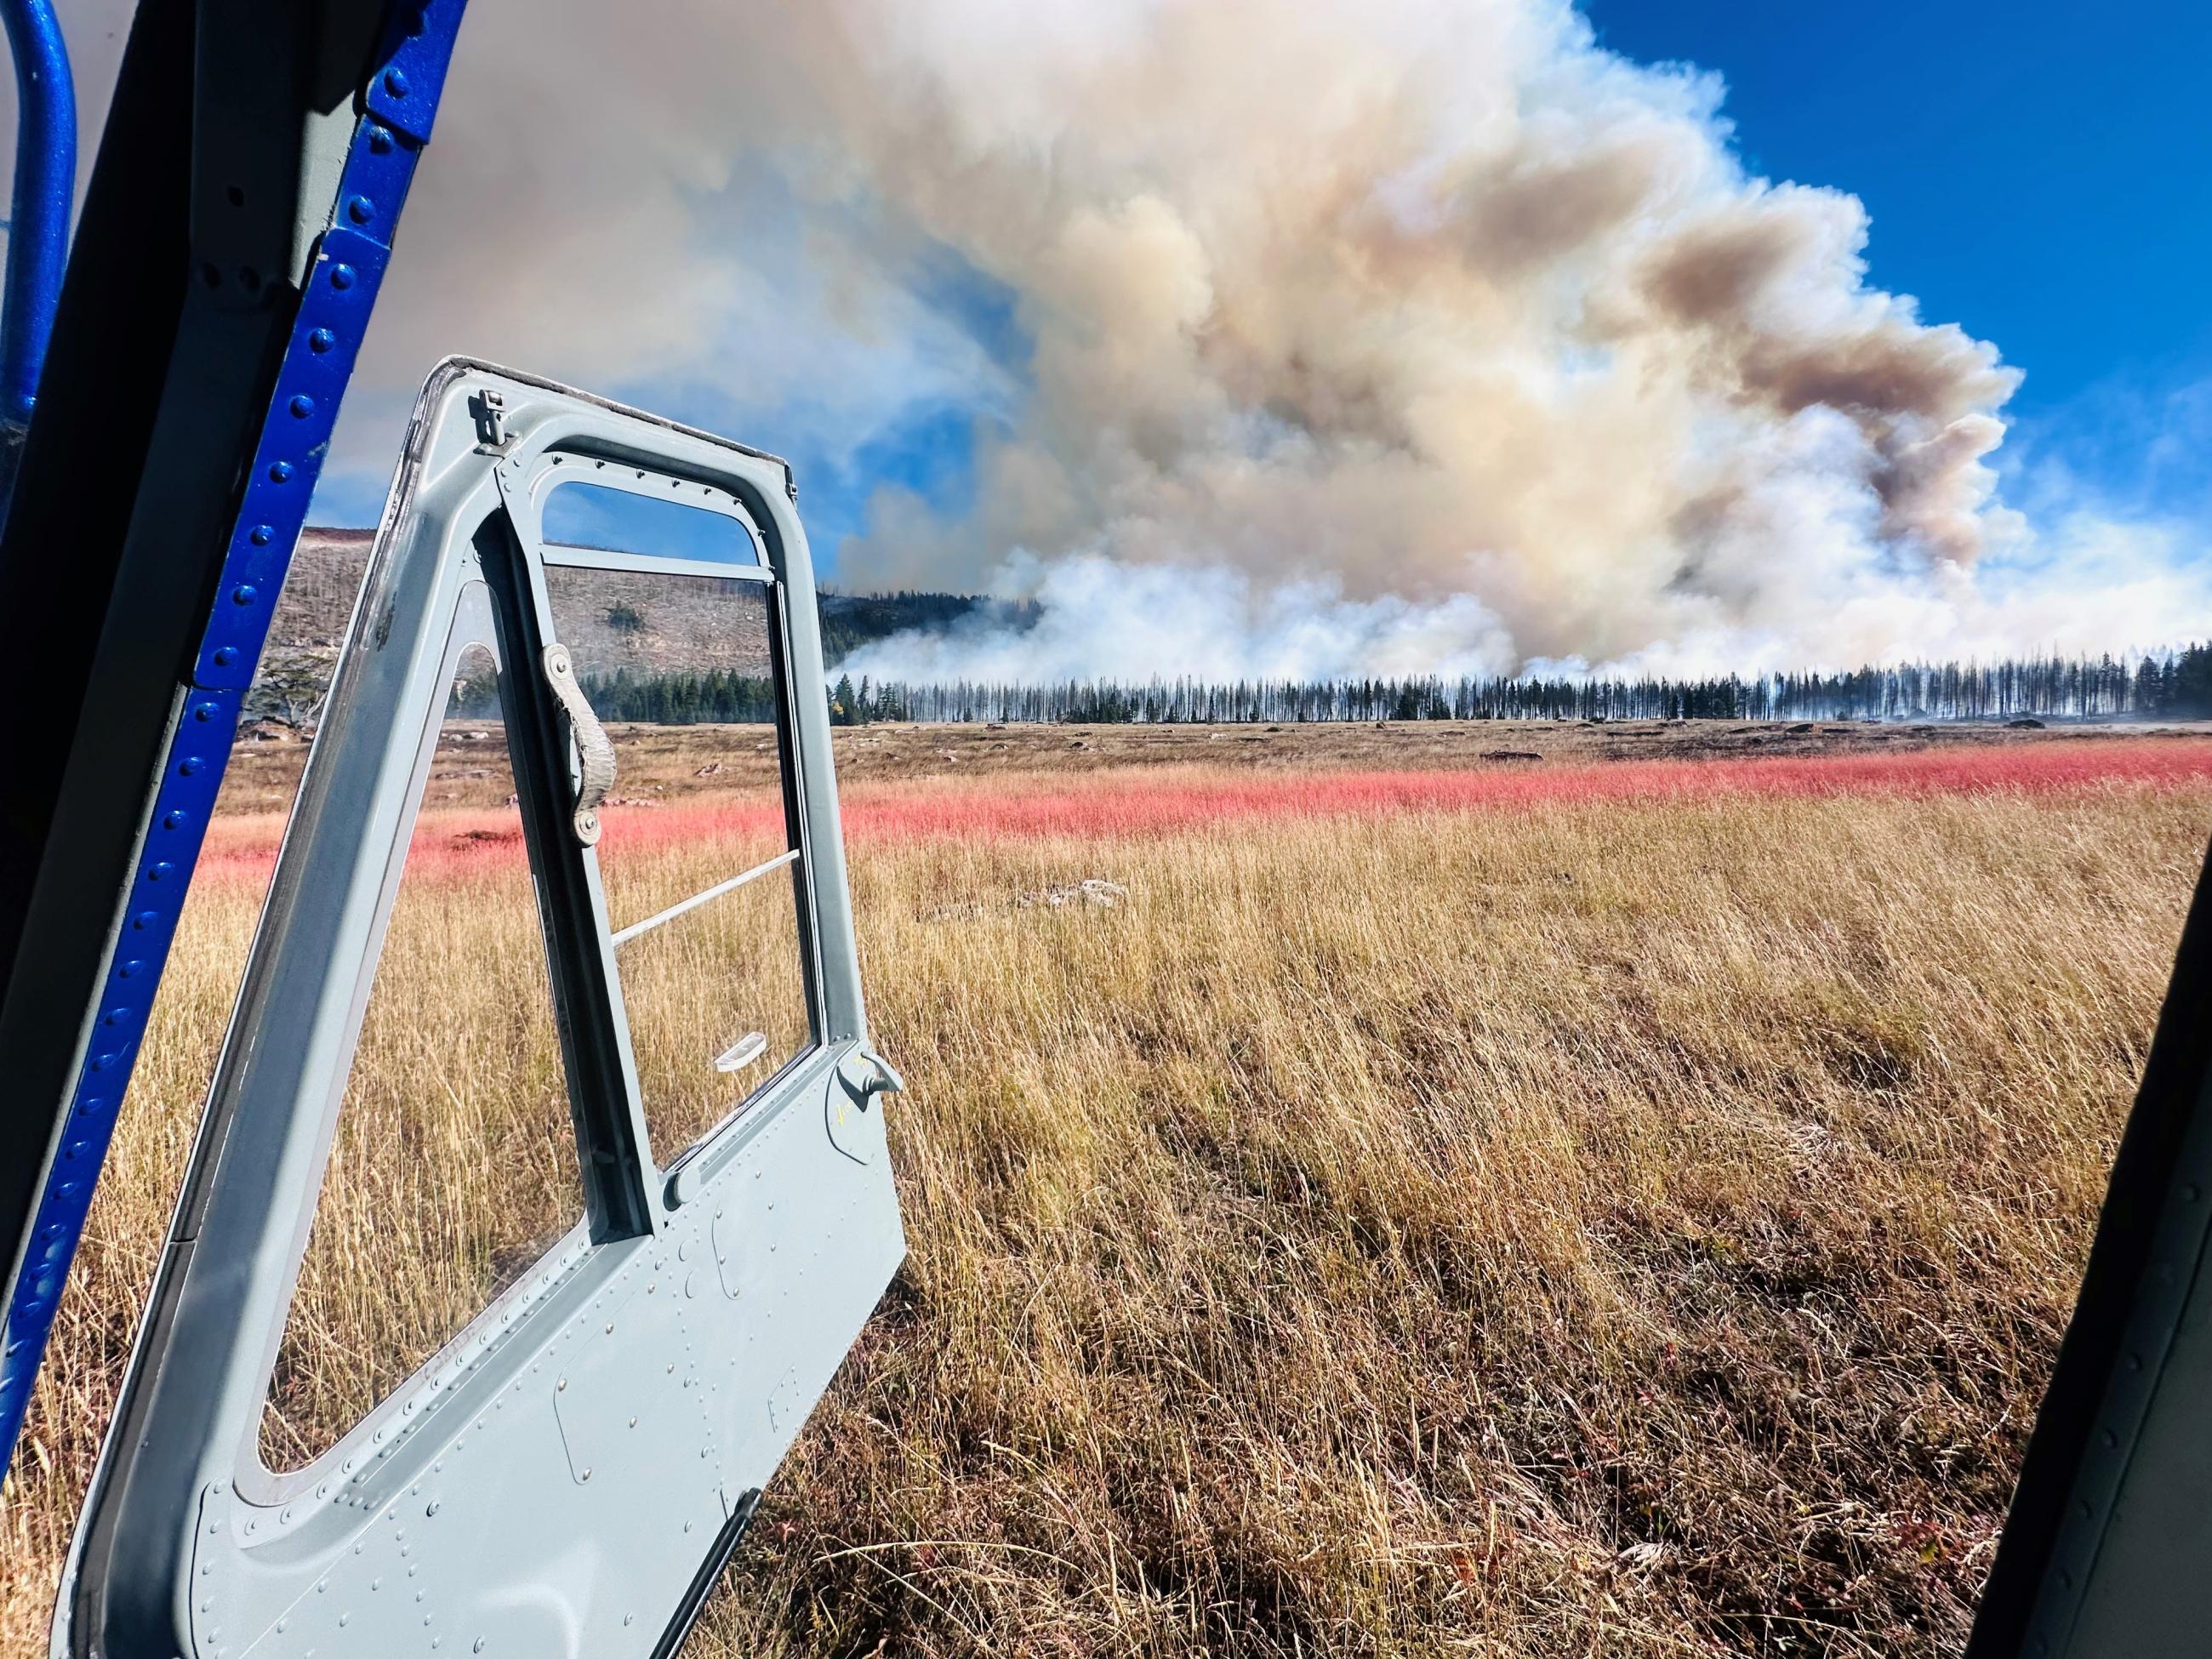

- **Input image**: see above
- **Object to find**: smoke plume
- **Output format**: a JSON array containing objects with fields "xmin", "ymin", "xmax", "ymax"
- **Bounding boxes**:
[{"xmin": 20, "ymin": 1, "xmax": 2203, "ymax": 676}]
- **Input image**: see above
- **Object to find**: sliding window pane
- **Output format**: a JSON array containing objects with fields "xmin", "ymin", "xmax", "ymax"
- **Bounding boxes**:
[{"xmin": 542, "ymin": 559, "xmax": 815, "ymax": 1160}]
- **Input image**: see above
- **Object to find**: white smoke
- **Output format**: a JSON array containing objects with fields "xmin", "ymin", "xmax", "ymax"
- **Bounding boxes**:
[{"xmin": 844, "ymin": 551, "xmax": 1518, "ymax": 685}]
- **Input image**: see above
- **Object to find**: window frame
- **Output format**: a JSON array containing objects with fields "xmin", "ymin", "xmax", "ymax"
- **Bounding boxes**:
[{"xmin": 520, "ymin": 470, "xmax": 830, "ymax": 1175}]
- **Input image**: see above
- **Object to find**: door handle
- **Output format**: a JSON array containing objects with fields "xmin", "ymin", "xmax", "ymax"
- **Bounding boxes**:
[{"xmin": 542, "ymin": 641, "xmax": 616, "ymax": 844}]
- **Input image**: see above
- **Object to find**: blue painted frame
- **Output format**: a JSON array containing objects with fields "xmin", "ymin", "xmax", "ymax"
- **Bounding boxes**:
[
  {"xmin": 0, "ymin": 0, "xmax": 74, "ymax": 425},
  {"xmin": 0, "ymin": 0, "xmax": 470, "ymax": 1483}
]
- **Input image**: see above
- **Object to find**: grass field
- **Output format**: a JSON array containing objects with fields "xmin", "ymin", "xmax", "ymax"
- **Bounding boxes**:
[{"xmin": 4, "ymin": 723, "xmax": 2209, "ymax": 1656}]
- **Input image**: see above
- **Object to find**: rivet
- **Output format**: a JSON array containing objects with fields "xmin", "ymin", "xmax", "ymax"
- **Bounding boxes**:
[
  {"xmin": 288, "ymin": 394, "xmax": 314, "ymax": 418},
  {"xmin": 248, "ymin": 524, "xmax": 273, "ymax": 545},
  {"xmin": 384, "ymin": 66, "xmax": 409, "ymax": 97},
  {"xmin": 231, "ymin": 584, "xmax": 257, "ymax": 606},
  {"xmin": 330, "ymin": 264, "xmax": 357, "ymax": 290},
  {"xmin": 268, "ymin": 459, "xmax": 294, "ymax": 482},
  {"xmin": 149, "ymin": 861, "xmax": 175, "ymax": 881},
  {"xmin": 308, "ymin": 328, "xmax": 336, "ymax": 354},
  {"xmin": 177, "ymin": 756, "xmax": 202, "ymax": 777},
  {"xmin": 162, "ymin": 810, "xmax": 186, "ymax": 829},
  {"xmin": 101, "ymin": 1006, "xmax": 131, "ymax": 1026},
  {"xmin": 212, "ymin": 645, "xmax": 238, "ymax": 666},
  {"xmin": 368, "ymin": 123, "xmax": 395, "ymax": 154},
  {"xmin": 346, "ymin": 195, "xmax": 375, "ymax": 225}
]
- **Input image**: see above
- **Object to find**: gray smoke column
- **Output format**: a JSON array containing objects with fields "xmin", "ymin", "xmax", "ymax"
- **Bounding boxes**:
[{"xmin": 772, "ymin": 0, "xmax": 2193, "ymax": 676}]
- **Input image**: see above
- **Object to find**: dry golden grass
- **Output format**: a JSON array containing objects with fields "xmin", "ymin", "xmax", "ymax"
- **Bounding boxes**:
[{"xmin": 3, "ymin": 742, "xmax": 2208, "ymax": 1658}]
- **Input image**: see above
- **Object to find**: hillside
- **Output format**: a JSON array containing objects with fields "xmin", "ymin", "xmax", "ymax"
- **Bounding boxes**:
[{"xmin": 249, "ymin": 528, "xmax": 996, "ymax": 721}]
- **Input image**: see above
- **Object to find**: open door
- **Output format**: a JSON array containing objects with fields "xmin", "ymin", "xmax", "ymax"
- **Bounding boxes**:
[{"xmin": 54, "ymin": 362, "xmax": 904, "ymax": 1659}]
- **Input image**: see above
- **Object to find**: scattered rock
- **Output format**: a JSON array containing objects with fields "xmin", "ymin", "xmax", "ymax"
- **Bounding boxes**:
[
  {"xmin": 601, "ymin": 794, "xmax": 662, "ymax": 808},
  {"xmin": 693, "ymin": 761, "xmax": 723, "ymax": 777},
  {"xmin": 1018, "ymin": 878, "xmax": 1128, "ymax": 910},
  {"xmin": 2008, "ymin": 717, "xmax": 2046, "ymax": 729},
  {"xmin": 1787, "ymin": 722, "xmax": 1816, "ymax": 733},
  {"xmin": 920, "ymin": 899, "xmax": 986, "ymax": 921},
  {"xmin": 1615, "ymin": 1541, "xmax": 1668, "ymax": 1574}
]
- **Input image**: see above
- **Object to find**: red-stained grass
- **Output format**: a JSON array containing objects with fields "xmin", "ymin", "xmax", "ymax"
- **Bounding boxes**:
[
  {"xmin": 194, "ymin": 735, "xmax": 2212, "ymax": 884},
  {"xmin": 836, "ymin": 736, "xmax": 2212, "ymax": 843}
]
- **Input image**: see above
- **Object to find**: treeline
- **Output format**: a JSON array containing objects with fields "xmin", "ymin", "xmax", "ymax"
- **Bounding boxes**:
[
  {"xmin": 581, "ymin": 668, "xmax": 778, "ymax": 724},
  {"xmin": 839, "ymin": 646, "xmax": 2212, "ymax": 726},
  {"xmin": 444, "ymin": 647, "xmax": 2212, "ymax": 728},
  {"xmin": 816, "ymin": 590, "xmax": 1039, "ymax": 665}
]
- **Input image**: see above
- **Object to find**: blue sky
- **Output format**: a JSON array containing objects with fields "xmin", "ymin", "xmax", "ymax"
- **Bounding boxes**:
[{"xmin": 1579, "ymin": 0, "xmax": 2212, "ymax": 527}]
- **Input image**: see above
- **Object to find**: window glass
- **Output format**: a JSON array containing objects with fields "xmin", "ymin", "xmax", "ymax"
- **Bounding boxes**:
[
  {"xmin": 542, "ymin": 477, "xmax": 758, "ymax": 569},
  {"xmin": 541, "ymin": 563, "xmax": 816, "ymax": 1162},
  {"xmin": 259, "ymin": 637, "xmax": 584, "ymax": 1471}
]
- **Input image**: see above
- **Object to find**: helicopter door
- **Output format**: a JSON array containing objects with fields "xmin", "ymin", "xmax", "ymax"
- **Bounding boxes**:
[{"xmin": 56, "ymin": 361, "xmax": 904, "ymax": 1659}]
